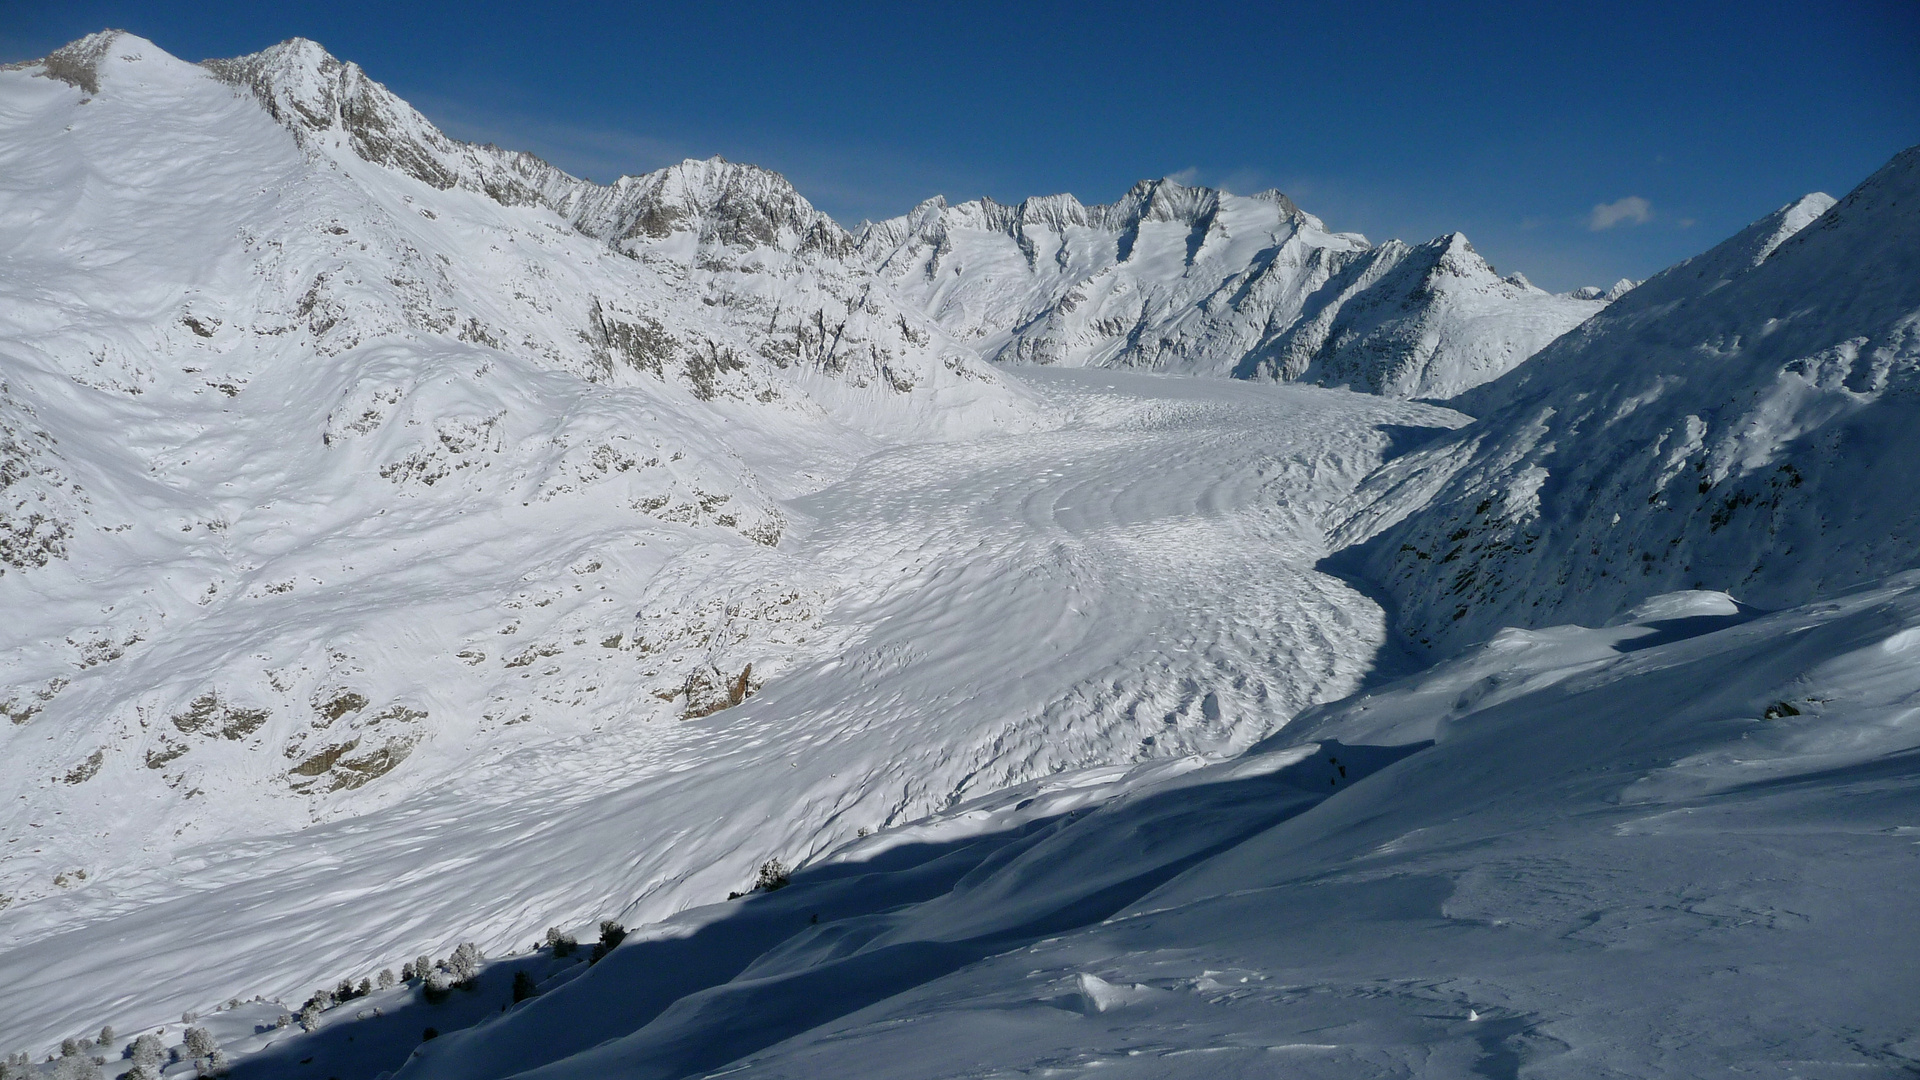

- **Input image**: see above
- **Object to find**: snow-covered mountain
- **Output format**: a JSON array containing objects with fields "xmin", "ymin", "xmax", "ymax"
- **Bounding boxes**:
[
  {"xmin": 0, "ymin": 31, "xmax": 1476, "ymax": 1055},
  {"xmin": 1, "ymin": 27, "xmax": 1914, "ymax": 1078},
  {"xmin": 858, "ymin": 185, "xmax": 1613, "ymax": 399},
  {"xmin": 1338, "ymin": 149, "xmax": 1920, "ymax": 654}
]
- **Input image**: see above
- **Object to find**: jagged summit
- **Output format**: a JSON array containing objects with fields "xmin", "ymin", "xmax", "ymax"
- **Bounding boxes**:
[
  {"xmin": 0, "ymin": 27, "xmax": 126, "ymax": 94},
  {"xmin": 12, "ymin": 30, "xmax": 1610, "ymax": 401},
  {"xmin": 201, "ymin": 36, "xmax": 580, "ymax": 210},
  {"xmin": 563, "ymin": 155, "xmax": 850, "ymax": 254}
]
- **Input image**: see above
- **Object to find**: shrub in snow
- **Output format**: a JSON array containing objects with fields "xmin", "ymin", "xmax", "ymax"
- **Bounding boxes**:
[
  {"xmin": 96, "ymin": 1028, "xmax": 113, "ymax": 1048},
  {"xmin": 182, "ymin": 1028, "xmax": 223, "ymax": 1077},
  {"xmin": 298, "ymin": 1000, "xmax": 322, "ymax": 1031},
  {"xmin": 544, "ymin": 927, "xmax": 576, "ymax": 957},
  {"xmin": 756, "ymin": 858, "xmax": 791, "ymax": 891},
  {"xmin": 181, "ymin": 1028, "xmax": 215, "ymax": 1060},
  {"xmin": 378, "ymin": 968, "xmax": 396, "ymax": 989},
  {"xmin": 50, "ymin": 1053, "xmax": 99, "ymax": 1080},
  {"xmin": 511, "ymin": 970, "xmax": 537, "ymax": 1002},
  {"xmin": 411, "ymin": 954, "xmax": 432, "ymax": 981},
  {"xmin": 61, "ymin": 1039, "xmax": 85, "ymax": 1059},
  {"xmin": 447, "ymin": 942, "xmax": 483, "ymax": 988},
  {"xmin": 126, "ymin": 1034, "xmax": 164, "ymax": 1071},
  {"xmin": 589, "ymin": 921, "xmax": 627, "ymax": 964}
]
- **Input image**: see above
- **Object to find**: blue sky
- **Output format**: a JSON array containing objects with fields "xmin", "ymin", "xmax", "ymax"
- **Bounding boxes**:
[{"xmin": 4, "ymin": 0, "xmax": 1915, "ymax": 291}]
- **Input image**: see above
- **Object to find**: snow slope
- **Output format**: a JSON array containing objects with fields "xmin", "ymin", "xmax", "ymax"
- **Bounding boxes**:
[
  {"xmin": 859, "ymin": 185, "xmax": 1610, "ymax": 398},
  {"xmin": 0, "ymin": 362, "xmax": 1461, "ymax": 1055},
  {"xmin": 1340, "ymin": 148, "xmax": 1920, "ymax": 654},
  {"xmin": 223, "ymin": 575, "xmax": 1920, "ymax": 1079}
]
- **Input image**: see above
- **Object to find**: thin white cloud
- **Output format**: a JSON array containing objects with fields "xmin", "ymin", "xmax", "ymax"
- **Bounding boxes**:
[{"xmin": 1588, "ymin": 195, "xmax": 1652, "ymax": 231}]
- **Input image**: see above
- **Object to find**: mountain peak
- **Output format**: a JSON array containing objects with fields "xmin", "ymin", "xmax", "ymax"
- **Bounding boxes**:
[{"xmin": 3, "ymin": 30, "xmax": 175, "ymax": 95}]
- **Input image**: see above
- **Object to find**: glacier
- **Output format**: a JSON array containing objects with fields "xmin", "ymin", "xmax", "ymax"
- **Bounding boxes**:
[{"xmin": 0, "ymin": 28, "xmax": 1915, "ymax": 1080}]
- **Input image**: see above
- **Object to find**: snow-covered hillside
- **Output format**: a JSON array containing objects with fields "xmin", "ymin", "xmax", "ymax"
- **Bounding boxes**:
[
  {"xmin": 1340, "ymin": 149, "xmax": 1920, "ymax": 654},
  {"xmin": 859, "ymin": 185, "xmax": 1612, "ymax": 399},
  {"xmin": 223, "ymin": 576, "xmax": 1920, "ymax": 1079}
]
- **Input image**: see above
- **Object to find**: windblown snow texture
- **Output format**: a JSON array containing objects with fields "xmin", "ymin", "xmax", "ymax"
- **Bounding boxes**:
[{"xmin": 272, "ymin": 579, "xmax": 1920, "ymax": 1079}]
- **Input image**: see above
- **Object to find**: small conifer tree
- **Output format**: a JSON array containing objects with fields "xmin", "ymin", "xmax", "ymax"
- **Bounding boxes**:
[
  {"xmin": 128, "ymin": 1034, "xmax": 164, "ymax": 1072},
  {"xmin": 182, "ymin": 1027, "xmax": 215, "ymax": 1061},
  {"xmin": 511, "ymin": 970, "xmax": 537, "ymax": 1002},
  {"xmin": 377, "ymin": 968, "xmax": 396, "ymax": 989},
  {"xmin": 447, "ymin": 942, "xmax": 483, "ymax": 988},
  {"xmin": 756, "ymin": 858, "xmax": 791, "ymax": 891},
  {"xmin": 590, "ymin": 921, "xmax": 627, "ymax": 964}
]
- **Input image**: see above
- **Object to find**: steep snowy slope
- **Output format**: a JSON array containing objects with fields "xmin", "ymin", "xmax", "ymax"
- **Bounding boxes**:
[
  {"xmin": 206, "ymin": 575, "xmax": 1920, "ymax": 1079},
  {"xmin": 1339, "ymin": 147, "xmax": 1920, "ymax": 654},
  {"xmin": 859, "ymin": 183, "xmax": 1609, "ymax": 398}
]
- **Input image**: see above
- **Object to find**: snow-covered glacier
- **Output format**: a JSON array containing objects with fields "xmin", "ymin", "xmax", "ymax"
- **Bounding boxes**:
[{"xmin": 1, "ymin": 28, "xmax": 1916, "ymax": 1080}]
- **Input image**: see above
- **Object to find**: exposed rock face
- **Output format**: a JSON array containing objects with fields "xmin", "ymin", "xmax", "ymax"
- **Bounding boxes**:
[
  {"xmin": 202, "ymin": 37, "xmax": 581, "ymax": 208},
  {"xmin": 0, "ymin": 383, "xmax": 81, "ymax": 573}
]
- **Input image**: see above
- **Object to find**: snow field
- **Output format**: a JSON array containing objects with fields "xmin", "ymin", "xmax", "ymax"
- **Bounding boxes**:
[
  {"xmin": 383, "ymin": 575, "xmax": 1920, "ymax": 1079},
  {"xmin": 0, "ymin": 364, "xmax": 1462, "ymax": 1056}
]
